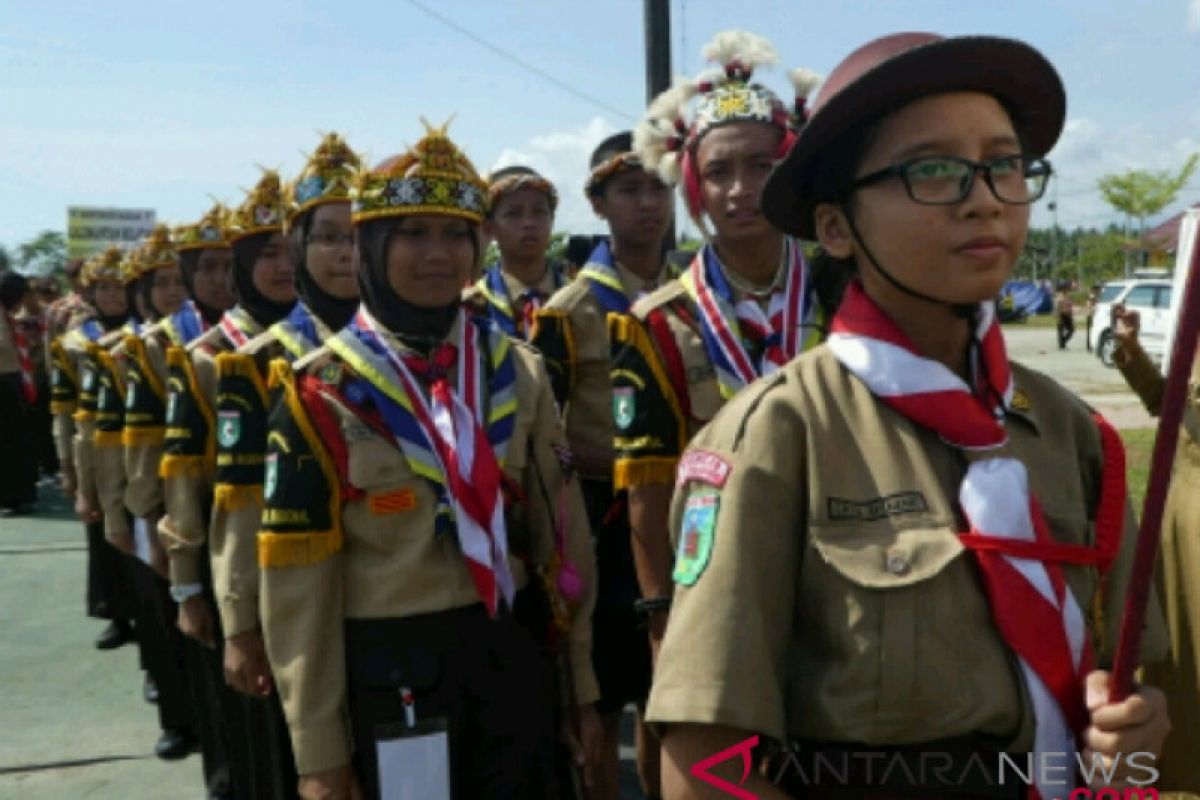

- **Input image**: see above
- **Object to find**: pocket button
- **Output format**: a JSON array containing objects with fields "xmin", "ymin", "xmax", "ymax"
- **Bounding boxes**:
[{"xmin": 885, "ymin": 550, "xmax": 910, "ymax": 576}]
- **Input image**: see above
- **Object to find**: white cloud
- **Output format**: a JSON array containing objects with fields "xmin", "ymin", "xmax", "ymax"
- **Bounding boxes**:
[
  {"xmin": 1189, "ymin": 0, "xmax": 1200, "ymax": 32},
  {"xmin": 489, "ymin": 117, "xmax": 618, "ymax": 236}
]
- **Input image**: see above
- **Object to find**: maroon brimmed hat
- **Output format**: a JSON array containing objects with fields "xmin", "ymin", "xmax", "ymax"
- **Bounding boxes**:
[{"xmin": 762, "ymin": 33, "xmax": 1066, "ymax": 240}]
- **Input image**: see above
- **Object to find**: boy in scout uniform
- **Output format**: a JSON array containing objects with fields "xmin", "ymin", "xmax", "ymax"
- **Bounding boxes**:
[
  {"xmin": 528, "ymin": 130, "xmax": 675, "ymax": 800},
  {"xmin": 466, "ymin": 166, "xmax": 569, "ymax": 340},
  {"xmin": 258, "ymin": 121, "xmax": 601, "ymax": 800},
  {"xmin": 649, "ymin": 32, "xmax": 1172, "ymax": 799},
  {"xmin": 1113, "ymin": 304, "xmax": 1200, "ymax": 792},
  {"xmin": 50, "ymin": 247, "xmax": 138, "ymax": 649},
  {"xmin": 159, "ymin": 170, "xmax": 298, "ymax": 799},
  {"xmin": 610, "ymin": 30, "xmax": 824, "ymax": 671}
]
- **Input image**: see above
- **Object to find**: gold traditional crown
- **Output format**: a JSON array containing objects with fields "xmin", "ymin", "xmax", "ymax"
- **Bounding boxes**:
[
  {"xmin": 137, "ymin": 224, "xmax": 178, "ymax": 275},
  {"xmin": 352, "ymin": 119, "xmax": 487, "ymax": 226},
  {"xmin": 82, "ymin": 246, "xmax": 127, "ymax": 287},
  {"xmin": 175, "ymin": 202, "xmax": 232, "ymax": 251},
  {"xmin": 287, "ymin": 133, "xmax": 363, "ymax": 225},
  {"xmin": 225, "ymin": 170, "xmax": 287, "ymax": 242}
]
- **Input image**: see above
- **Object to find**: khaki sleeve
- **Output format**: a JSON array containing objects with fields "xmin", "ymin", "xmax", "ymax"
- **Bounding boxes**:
[
  {"xmin": 159, "ymin": 348, "xmax": 218, "ymax": 587},
  {"xmin": 74, "ymin": 418, "xmax": 97, "ymax": 500},
  {"xmin": 258, "ymin": 361, "xmax": 351, "ymax": 775},
  {"xmin": 210, "ymin": 352, "xmax": 271, "ymax": 638},
  {"xmin": 646, "ymin": 377, "xmax": 804, "ymax": 744},
  {"xmin": 521, "ymin": 359, "xmax": 600, "ymax": 706},
  {"xmin": 123, "ymin": 335, "xmax": 169, "ymax": 518},
  {"xmin": 1115, "ymin": 340, "xmax": 1165, "ymax": 417}
]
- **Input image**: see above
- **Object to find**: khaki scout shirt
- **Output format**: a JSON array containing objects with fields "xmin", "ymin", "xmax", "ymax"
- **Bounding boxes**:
[
  {"xmin": 258, "ymin": 319, "xmax": 599, "ymax": 775},
  {"xmin": 531, "ymin": 260, "xmax": 672, "ymax": 481},
  {"xmin": 207, "ymin": 313, "xmax": 330, "ymax": 638},
  {"xmin": 158, "ymin": 310, "xmax": 263, "ymax": 588},
  {"xmin": 64, "ymin": 328, "xmax": 124, "ymax": 503},
  {"xmin": 648, "ymin": 346, "xmax": 1167, "ymax": 750},
  {"xmin": 1118, "ymin": 339, "xmax": 1200, "ymax": 789},
  {"xmin": 123, "ymin": 322, "xmax": 172, "ymax": 519}
]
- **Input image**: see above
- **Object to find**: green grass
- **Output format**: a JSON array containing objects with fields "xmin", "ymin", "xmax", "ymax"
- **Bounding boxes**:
[{"xmin": 1119, "ymin": 427, "xmax": 1155, "ymax": 514}]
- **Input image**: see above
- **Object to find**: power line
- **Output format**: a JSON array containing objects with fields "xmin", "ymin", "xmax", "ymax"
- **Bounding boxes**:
[{"xmin": 400, "ymin": 0, "xmax": 637, "ymax": 123}]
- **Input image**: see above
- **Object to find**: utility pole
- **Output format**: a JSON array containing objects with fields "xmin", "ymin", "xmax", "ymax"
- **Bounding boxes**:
[{"xmin": 644, "ymin": 0, "xmax": 676, "ymax": 247}]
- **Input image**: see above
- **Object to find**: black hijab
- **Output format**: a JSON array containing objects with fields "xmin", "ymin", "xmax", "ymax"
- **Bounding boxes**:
[
  {"xmin": 230, "ymin": 232, "xmax": 294, "ymax": 327},
  {"xmin": 289, "ymin": 209, "xmax": 358, "ymax": 331},
  {"xmin": 356, "ymin": 218, "xmax": 469, "ymax": 349},
  {"xmin": 179, "ymin": 250, "xmax": 228, "ymax": 325}
]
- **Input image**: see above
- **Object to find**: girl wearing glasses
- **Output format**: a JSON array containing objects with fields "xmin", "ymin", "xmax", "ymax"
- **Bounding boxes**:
[{"xmin": 648, "ymin": 34, "xmax": 1172, "ymax": 799}]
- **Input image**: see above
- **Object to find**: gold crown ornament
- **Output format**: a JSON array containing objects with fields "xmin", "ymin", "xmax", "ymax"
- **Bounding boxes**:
[
  {"xmin": 352, "ymin": 119, "xmax": 487, "ymax": 226},
  {"xmin": 81, "ymin": 246, "xmax": 127, "ymax": 287},
  {"xmin": 287, "ymin": 133, "xmax": 363, "ymax": 226},
  {"xmin": 136, "ymin": 224, "xmax": 179, "ymax": 276},
  {"xmin": 175, "ymin": 202, "xmax": 232, "ymax": 251},
  {"xmin": 225, "ymin": 169, "xmax": 287, "ymax": 242}
]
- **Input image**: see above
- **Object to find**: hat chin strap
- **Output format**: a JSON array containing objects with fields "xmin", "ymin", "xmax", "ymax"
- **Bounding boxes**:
[{"xmin": 843, "ymin": 209, "xmax": 977, "ymax": 320}]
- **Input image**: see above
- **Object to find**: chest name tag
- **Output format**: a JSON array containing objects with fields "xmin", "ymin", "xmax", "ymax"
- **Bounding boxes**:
[{"xmin": 827, "ymin": 491, "xmax": 929, "ymax": 523}]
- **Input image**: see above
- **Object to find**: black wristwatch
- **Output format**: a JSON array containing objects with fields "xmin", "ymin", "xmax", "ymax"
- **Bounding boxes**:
[{"xmin": 634, "ymin": 596, "xmax": 672, "ymax": 619}]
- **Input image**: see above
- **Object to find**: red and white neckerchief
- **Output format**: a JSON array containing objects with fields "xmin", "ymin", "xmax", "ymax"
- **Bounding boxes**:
[
  {"xmin": 682, "ymin": 238, "xmax": 813, "ymax": 399},
  {"xmin": 217, "ymin": 308, "xmax": 259, "ymax": 350},
  {"xmin": 828, "ymin": 281, "xmax": 1109, "ymax": 800},
  {"xmin": 6, "ymin": 313, "xmax": 37, "ymax": 403},
  {"xmin": 356, "ymin": 308, "xmax": 515, "ymax": 616},
  {"xmin": 517, "ymin": 289, "xmax": 545, "ymax": 340}
]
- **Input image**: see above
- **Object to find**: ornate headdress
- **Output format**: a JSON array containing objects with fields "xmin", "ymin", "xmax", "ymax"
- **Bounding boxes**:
[
  {"xmin": 81, "ymin": 246, "xmax": 127, "ymax": 287},
  {"xmin": 485, "ymin": 165, "xmax": 559, "ymax": 214},
  {"xmin": 136, "ymin": 224, "xmax": 178, "ymax": 275},
  {"xmin": 287, "ymin": 133, "xmax": 363, "ymax": 226},
  {"xmin": 352, "ymin": 119, "xmax": 487, "ymax": 226},
  {"xmin": 225, "ymin": 169, "xmax": 288, "ymax": 242},
  {"xmin": 634, "ymin": 30, "xmax": 821, "ymax": 223},
  {"xmin": 584, "ymin": 131, "xmax": 646, "ymax": 197},
  {"xmin": 175, "ymin": 202, "xmax": 232, "ymax": 251}
]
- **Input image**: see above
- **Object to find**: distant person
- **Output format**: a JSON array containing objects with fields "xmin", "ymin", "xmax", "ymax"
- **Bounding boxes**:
[
  {"xmin": 1084, "ymin": 282, "xmax": 1101, "ymax": 352},
  {"xmin": 44, "ymin": 257, "xmax": 91, "ymax": 350},
  {"xmin": 1055, "ymin": 279, "xmax": 1074, "ymax": 348},
  {"xmin": 20, "ymin": 277, "xmax": 58, "ymax": 476},
  {"xmin": 0, "ymin": 271, "xmax": 40, "ymax": 514}
]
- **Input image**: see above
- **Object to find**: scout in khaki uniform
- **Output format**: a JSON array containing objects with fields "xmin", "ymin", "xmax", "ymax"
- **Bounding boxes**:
[
  {"xmin": 50, "ymin": 247, "xmax": 138, "ymax": 649},
  {"xmin": 160, "ymin": 171, "xmax": 298, "ymax": 800},
  {"xmin": 649, "ymin": 33, "xmax": 1172, "ymax": 800},
  {"xmin": 88, "ymin": 230, "xmax": 202, "ymax": 761},
  {"xmin": 527, "ymin": 130, "xmax": 674, "ymax": 800},
  {"xmin": 465, "ymin": 166, "xmax": 568, "ymax": 340},
  {"xmin": 258, "ymin": 121, "xmax": 601, "ymax": 800},
  {"xmin": 126, "ymin": 207, "xmax": 238, "ymax": 799},
  {"xmin": 611, "ymin": 30, "xmax": 825, "ymax": 666},
  {"xmin": 1112, "ymin": 306, "xmax": 1200, "ymax": 793},
  {"xmin": 209, "ymin": 133, "xmax": 362, "ymax": 799}
]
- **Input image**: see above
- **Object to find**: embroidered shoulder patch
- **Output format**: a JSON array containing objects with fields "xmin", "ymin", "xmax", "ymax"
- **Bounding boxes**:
[
  {"xmin": 673, "ymin": 489, "xmax": 719, "ymax": 587},
  {"xmin": 676, "ymin": 450, "xmax": 732, "ymax": 488}
]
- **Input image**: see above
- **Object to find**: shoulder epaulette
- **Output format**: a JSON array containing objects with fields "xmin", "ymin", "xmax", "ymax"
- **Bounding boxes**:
[
  {"xmin": 528, "ymin": 308, "xmax": 575, "ymax": 408},
  {"xmin": 213, "ymin": 352, "xmax": 271, "ymax": 512},
  {"xmin": 92, "ymin": 348, "xmax": 126, "ymax": 447},
  {"xmin": 160, "ymin": 345, "xmax": 214, "ymax": 479},
  {"xmin": 49, "ymin": 337, "xmax": 78, "ymax": 415},
  {"xmin": 122, "ymin": 334, "xmax": 167, "ymax": 447}
]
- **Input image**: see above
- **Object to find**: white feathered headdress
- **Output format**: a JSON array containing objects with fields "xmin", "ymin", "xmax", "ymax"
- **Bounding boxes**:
[{"xmin": 633, "ymin": 29, "xmax": 822, "ymax": 223}]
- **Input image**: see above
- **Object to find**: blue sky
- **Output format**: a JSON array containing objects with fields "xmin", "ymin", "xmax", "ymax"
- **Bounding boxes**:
[{"xmin": 3, "ymin": 0, "xmax": 1199, "ymax": 249}]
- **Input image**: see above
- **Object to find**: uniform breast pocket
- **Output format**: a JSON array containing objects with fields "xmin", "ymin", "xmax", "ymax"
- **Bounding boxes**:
[
  {"xmin": 347, "ymin": 437, "xmax": 411, "ymax": 490},
  {"xmin": 804, "ymin": 523, "xmax": 988, "ymax": 735}
]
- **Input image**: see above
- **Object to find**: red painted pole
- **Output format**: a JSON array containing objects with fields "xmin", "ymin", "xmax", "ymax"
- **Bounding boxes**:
[{"xmin": 1109, "ymin": 223, "xmax": 1200, "ymax": 701}]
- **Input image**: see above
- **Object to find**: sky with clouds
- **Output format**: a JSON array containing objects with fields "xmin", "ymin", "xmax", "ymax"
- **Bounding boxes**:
[{"xmin": 2, "ymin": 0, "xmax": 1199, "ymax": 249}]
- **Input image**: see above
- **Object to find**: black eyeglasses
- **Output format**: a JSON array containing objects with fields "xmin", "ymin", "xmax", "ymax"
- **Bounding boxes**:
[{"xmin": 850, "ymin": 154, "xmax": 1052, "ymax": 205}]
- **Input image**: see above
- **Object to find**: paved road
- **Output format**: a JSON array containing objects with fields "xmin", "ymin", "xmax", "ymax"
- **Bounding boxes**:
[{"xmin": 0, "ymin": 328, "xmax": 1159, "ymax": 799}]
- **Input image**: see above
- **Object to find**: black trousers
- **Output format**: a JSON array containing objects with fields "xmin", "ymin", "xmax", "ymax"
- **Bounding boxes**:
[
  {"xmin": 345, "ymin": 606, "xmax": 559, "ymax": 800},
  {"xmin": 0, "ymin": 373, "xmax": 38, "ymax": 508},
  {"xmin": 1057, "ymin": 313, "xmax": 1075, "ymax": 348},
  {"xmin": 123, "ymin": 550, "xmax": 195, "ymax": 732},
  {"xmin": 85, "ymin": 520, "xmax": 133, "ymax": 621}
]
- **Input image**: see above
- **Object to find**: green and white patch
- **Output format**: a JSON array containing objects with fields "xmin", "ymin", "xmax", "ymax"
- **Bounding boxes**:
[
  {"xmin": 673, "ymin": 489, "xmax": 720, "ymax": 587},
  {"xmin": 613, "ymin": 386, "xmax": 635, "ymax": 431},
  {"xmin": 217, "ymin": 410, "xmax": 241, "ymax": 448}
]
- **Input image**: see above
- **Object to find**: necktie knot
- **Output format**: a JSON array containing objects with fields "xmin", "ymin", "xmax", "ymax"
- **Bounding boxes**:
[{"xmin": 403, "ymin": 342, "xmax": 457, "ymax": 382}]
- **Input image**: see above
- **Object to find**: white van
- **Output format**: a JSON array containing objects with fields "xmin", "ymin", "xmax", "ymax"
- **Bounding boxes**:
[{"xmin": 1089, "ymin": 278, "xmax": 1174, "ymax": 366}]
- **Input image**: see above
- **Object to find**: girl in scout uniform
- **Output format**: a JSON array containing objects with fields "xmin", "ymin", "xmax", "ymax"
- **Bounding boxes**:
[
  {"xmin": 1112, "ymin": 305, "xmax": 1200, "ymax": 792},
  {"xmin": 159, "ymin": 170, "xmax": 297, "ymax": 800},
  {"xmin": 50, "ymin": 247, "xmax": 138, "ymax": 648},
  {"xmin": 650, "ymin": 33, "xmax": 1172, "ymax": 799},
  {"xmin": 208, "ymin": 133, "xmax": 363, "ymax": 800},
  {"xmin": 528, "ymin": 129, "xmax": 676, "ymax": 800},
  {"xmin": 466, "ymin": 165, "xmax": 568, "ymax": 340},
  {"xmin": 125, "ymin": 208, "xmax": 239, "ymax": 799},
  {"xmin": 611, "ymin": 29, "xmax": 825, "ymax": 665},
  {"xmin": 257, "ymin": 121, "xmax": 601, "ymax": 800}
]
